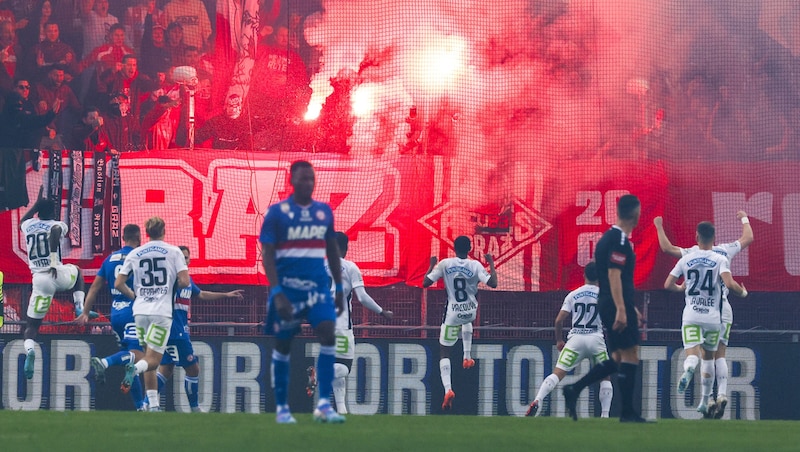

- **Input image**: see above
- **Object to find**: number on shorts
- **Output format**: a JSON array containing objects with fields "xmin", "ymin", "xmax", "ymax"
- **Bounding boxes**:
[
  {"xmin": 139, "ymin": 257, "xmax": 167, "ymax": 287},
  {"xmin": 453, "ymin": 278, "xmax": 468, "ymax": 302},
  {"xmin": 687, "ymin": 269, "xmax": 715, "ymax": 296},
  {"xmin": 26, "ymin": 232, "xmax": 50, "ymax": 260},
  {"xmin": 165, "ymin": 345, "xmax": 180, "ymax": 363}
]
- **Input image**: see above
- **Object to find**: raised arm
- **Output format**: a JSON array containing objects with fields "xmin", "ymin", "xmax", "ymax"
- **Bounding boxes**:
[
  {"xmin": 653, "ymin": 216, "xmax": 682, "ymax": 258},
  {"xmin": 76, "ymin": 275, "xmax": 106, "ymax": 325},
  {"xmin": 485, "ymin": 254, "xmax": 498, "ymax": 288},
  {"xmin": 353, "ymin": 286, "xmax": 393, "ymax": 319},
  {"xmin": 422, "ymin": 256, "xmax": 438, "ymax": 287},
  {"xmin": 736, "ymin": 211, "xmax": 754, "ymax": 249}
]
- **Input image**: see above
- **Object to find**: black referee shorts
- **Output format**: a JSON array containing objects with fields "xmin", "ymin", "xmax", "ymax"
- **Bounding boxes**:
[{"xmin": 598, "ymin": 297, "xmax": 640, "ymax": 353}]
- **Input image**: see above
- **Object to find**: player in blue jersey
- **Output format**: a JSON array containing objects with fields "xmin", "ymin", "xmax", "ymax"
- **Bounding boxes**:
[
  {"xmin": 260, "ymin": 160, "xmax": 345, "ymax": 424},
  {"xmin": 156, "ymin": 245, "xmax": 244, "ymax": 412},
  {"xmin": 78, "ymin": 224, "xmax": 147, "ymax": 410}
]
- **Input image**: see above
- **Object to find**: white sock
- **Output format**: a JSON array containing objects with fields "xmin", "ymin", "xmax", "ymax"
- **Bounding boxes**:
[
  {"xmin": 147, "ymin": 389, "xmax": 159, "ymax": 408},
  {"xmin": 73, "ymin": 291, "xmax": 85, "ymax": 310},
  {"xmin": 24, "ymin": 339, "xmax": 36, "ymax": 353},
  {"xmin": 684, "ymin": 354, "xmax": 699, "ymax": 372},
  {"xmin": 100, "ymin": 358, "xmax": 109, "ymax": 368},
  {"xmin": 461, "ymin": 323, "xmax": 473, "ymax": 360},
  {"xmin": 333, "ymin": 363, "xmax": 349, "ymax": 414},
  {"xmin": 715, "ymin": 358, "xmax": 728, "ymax": 397},
  {"xmin": 534, "ymin": 373, "xmax": 560, "ymax": 403},
  {"xmin": 599, "ymin": 380, "xmax": 613, "ymax": 417},
  {"xmin": 439, "ymin": 358, "xmax": 452, "ymax": 392},
  {"xmin": 135, "ymin": 360, "xmax": 149, "ymax": 375},
  {"xmin": 700, "ymin": 359, "xmax": 715, "ymax": 403}
]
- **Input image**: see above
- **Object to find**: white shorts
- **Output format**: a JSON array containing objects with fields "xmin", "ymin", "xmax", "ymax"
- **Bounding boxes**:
[
  {"xmin": 555, "ymin": 334, "xmax": 609, "ymax": 372},
  {"xmin": 720, "ymin": 300, "xmax": 733, "ymax": 346},
  {"xmin": 27, "ymin": 265, "xmax": 80, "ymax": 319},
  {"xmin": 335, "ymin": 329, "xmax": 356, "ymax": 360},
  {"xmin": 682, "ymin": 321, "xmax": 721, "ymax": 351},
  {"xmin": 134, "ymin": 314, "xmax": 173, "ymax": 354}
]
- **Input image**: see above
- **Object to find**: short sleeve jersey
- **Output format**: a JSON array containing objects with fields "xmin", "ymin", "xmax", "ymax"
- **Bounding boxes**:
[
  {"xmin": 97, "ymin": 246, "xmax": 135, "ymax": 323},
  {"xmin": 119, "ymin": 240, "xmax": 188, "ymax": 317},
  {"xmin": 560, "ymin": 283, "xmax": 604, "ymax": 338},
  {"xmin": 334, "ymin": 258, "xmax": 365, "ymax": 331},
  {"xmin": 680, "ymin": 241, "xmax": 741, "ymax": 301},
  {"xmin": 259, "ymin": 197, "xmax": 335, "ymax": 283},
  {"xmin": 670, "ymin": 249, "xmax": 730, "ymax": 324},
  {"xmin": 426, "ymin": 257, "xmax": 491, "ymax": 307},
  {"xmin": 171, "ymin": 277, "xmax": 201, "ymax": 340},
  {"xmin": 595, "ymin": 226, "xmax": 636, "ymax": 306},
  {"xmin": 21, "ymin": 218, "xmax": 68, "ymax": 273}
]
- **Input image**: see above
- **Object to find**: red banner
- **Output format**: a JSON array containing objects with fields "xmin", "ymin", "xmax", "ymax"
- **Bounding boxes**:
[{"xmin": 1, "ymin": 151, "xmax": 797, "ymax": 291}]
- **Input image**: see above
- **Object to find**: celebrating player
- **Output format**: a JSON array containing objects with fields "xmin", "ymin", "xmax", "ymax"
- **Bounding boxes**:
[
  {"xmin": 664, "ymin": 221, "xmax": 747, "ymax": 416},
  {"xmin": 654, "ymin": 211, "xmax": 752, "ymax": 418},
  {"xmin": 78, "ymin": 224, "xmax": 147, "ymax": 411},
  {"xmin": 526, "ymin": 262, "xmax": 613, "ymax": 418},
  {"xmin": 20, "ymin": 189, "xmax": 86, "ymax": 380},
  {"xmin": 156, "ymin": 246, "xmax": 244, "ymax": 413},
  {"xmin": 260, "ymin": 160, "xmax": 345, "ymax": 424},
  {"xmin": 116, "ymin": 217, "xmax": 190, "ymax": 412},
  {"xmin": 423, "ymin": 236, "xmax": 497, "ymax": 411}
]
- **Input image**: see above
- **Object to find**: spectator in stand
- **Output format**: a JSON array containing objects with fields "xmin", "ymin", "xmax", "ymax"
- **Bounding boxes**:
[
  {"xmin": 257, "ymin": 0, "xmax": 281, "ymax": 43},
  {"xmin": 0, "ymin": 19, "xmax": 20, "ymax": 95},
  {"xmin": 81, "ymin": 0, "xmax": 118, "ymax": 59},
  {"xmin": 67, "ymin": 105, "xmax": 113, "ymax": 153},
  {"xmin": 17, "ymin": 0, "xmax": 53, "ymax": 50},
  {"xmin": 182, "ymin": 45, "xmax": 211, "ymax": 125},
  {"xmin": 250, "ymin": 25, "xmax": 310, "ymax": 134},
  {"xmin": 140, "ymin": 73, "xmax": 182, "ymax": 150},
  {"xmin": 103, "ymin": 91, "xmax": 140, "ymax": 152},
  {"xmin": 0, "ymin": 2, "xmax": 14, "ymax": 26},
  {"xmin": 140, "ymin": 16, "xmax": 170, "ymax": 81},
  {"xmin": 195, "ymin": 93, "xmax": 250, "ymax": 149},
  {"xmin": 100, "ymin": 53, "xmax": 158, "ymax": 124},
  {"xmin": 26, "ymin": 22, "xmax": 79, "ymax": 82},
  {"xmin": 163, "ymin": 0, "xmax": 211, "ymax": 51},
  {"xmin": 49, "ymin": 0, "xmax": 83, "ymax": 58},
  {"xmin": 7, "ymin": 0, "xmax": 35, "ymax": 32},
  {"xmin": 79, "ymin": 23, "xmax": 135, "ymax": 106},
  {"xmin": 165, "ymin": 21, "xmax": 187, "ymax": 68},
  {"xmin": 124, "ymin": 0, "xmax": 161, "ymax": 52},
  {"xmin": 31, "ymin": 64, "xmax": 81, "ymax": 144}
]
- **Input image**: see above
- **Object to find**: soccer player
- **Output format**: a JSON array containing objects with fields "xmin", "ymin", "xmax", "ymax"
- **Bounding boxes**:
[
  {"xmin": 156, "ymin": 245, "xmax": 244, "ymax": 413},
  {"xmin": 77, "ymin": 224, "xmax": 147, "ymax": 411},
  {"xmin": 20, "ymin": 190, "xmax": 86, "ymax": 380},
  {"xmin": 562, "ymin": 194, "xmax": 646, "ymax": 423},
  {"xmin": 116, "ymin": 217, "xmax": 189, "ymax": 412},
  {"xmin": 664, "ymin": 221, "xmax": 747, "ymax": 416},
  {"xmin": 317, "ymin": 232, "xmax": 394, "ymax": 415},
  {"xmin": 423, "ymin": 236, "xmax": 497, "ymax": 411},
  {"xmin": 260, "ymin": 160, "xmax": 345, "ymax": 424},
  {"xmin": 655, "ymin": 212, "xmax": 753, "ymax": 418},
  {"xmin": 526, "ymin": 262, "xmax": 613, "ymax": 418}
]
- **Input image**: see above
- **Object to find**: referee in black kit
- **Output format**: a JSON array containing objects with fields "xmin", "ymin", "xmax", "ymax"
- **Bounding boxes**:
[{"xmin": 562, "ymin": 194, "xmax": 650, "ymax": 423}]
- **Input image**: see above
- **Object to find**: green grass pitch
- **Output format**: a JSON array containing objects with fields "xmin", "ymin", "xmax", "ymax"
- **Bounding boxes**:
[{"xmin": 1, "ymin": 411, "xmax": 798, "ymax": 451}]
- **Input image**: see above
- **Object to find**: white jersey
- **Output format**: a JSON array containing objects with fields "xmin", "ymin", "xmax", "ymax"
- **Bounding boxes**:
[
  {"xmin": 119, "ymin": 240, "xmax": 187, "ymax": 317},
  {"xmin": 680, "ymin": 241, "xmax": 741, "ymax": 301},
  {"xmin": 670, "ymin": 249, "xmax": 730, "ymax": 324},
  {"xmin": 427, "ymin": 257, "xmax": 491, "ymax": 309},
  {"xmin": 21, "ymin": 218, "xmax": 69, "ymax": 273},
  {"xmin": 336, "ymin": 259, "xmax": 365, "ymax": 331},
  {"xmin": 560, "ymin": 284, "xmax": 604, "ymax": 339}
]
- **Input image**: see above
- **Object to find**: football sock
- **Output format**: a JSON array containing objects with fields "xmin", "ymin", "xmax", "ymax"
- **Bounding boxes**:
[
  {"xmin": 73, "ymin": 291, "xmax": 85, "ymax": 311},
  {"xmin": 332, "ymin": 375, "xmax": 347, "ymax": 414},
  {"xmin": 317, "ymin": 345, "xmax": 336, "ymax": 404},
  {"xmin": 24, "ymin": 339, "xmax": 35, "ymax": 353},
  {"xmin": 701, "ymin": 359, "xmax": 714, "ymax": 403},
  {"xmin": 130, "ymin": 375, "xmax": 145, "ymax": 409},
  {"xmin": 185, "ymin": 375, "xmax": 199, "ymax": 408},
  {"xmin": 715, "ymin": 358, "xmax": 728, "ymax": 397},
  {"xmin": 534, "ymin": 373, "xmax": 560, "ymax": 403},
  {"xmin": 134, "ymin": 360, "xmax": 149, "ymax": 375},
  {"xmin": 157, "ymin": 372, "xmax": 167, "ymax": 393},
  {"xmin": 439, "ymin": 358, "xmax": 452, "ymax": 392},
  {"xmin": 599, "ymin": 380, "xmax": 613, "ymax": 417},
  {"xmin": 573, "ymin": 359, "xmax": 617, "ymax": 392},
  {"xmin": 617, "ymin": 362, "xmax": 637, "ymax": 417},
  {"xmin": 684, "ymin": 354, "xmax": 699, "ymax": 372},
  {"xmin": 271, "ymin": 350, "xmax": 290, "ymax": 406},
  {"xmin": 461, "ymin": 323, "xmax": 473, "ymax": 360},
  {"xmin": 105, "ymin": 350, "xmax": 133, "ymax": 368},
  {"xmin": 147, "ymin": 389, "xmax": 159, "ymax": 409}
]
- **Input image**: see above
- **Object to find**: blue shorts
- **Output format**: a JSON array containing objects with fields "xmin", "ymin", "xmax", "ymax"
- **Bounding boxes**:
[
  {"xmin": 161, "ymin": 337, "xmax": 197, "ymax": 368},
  {"xmin": 264, "ymin": 284, "xmax": 336, "ymax": 339},
  {"xmin": 111, "ymin": 317, "xmax": 143, "ymax": 352}
]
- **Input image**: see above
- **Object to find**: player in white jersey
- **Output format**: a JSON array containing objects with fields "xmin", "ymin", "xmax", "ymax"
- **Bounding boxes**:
[
  {"xmin": 664, "ymin": 221, "xmax": 747, "ymax": 416},
  {"xmin": 424, "ymin": 236, "xmax": 497, "ymax": 411},
  {"xmin": 314, "ymin": 232, "xmax": 394, "ymax": 414},
  {"xmin": 526, "ymin": 262, "xmax": 613, "ymax": 418},
  {"xmin": 655, "ymin": 211, "xmax": 753, "ymax": 418},
  {"xmin": 19, "ymin": 191, "xmax": 86, "ymax": 380},
  {"xmin": 115, "ymin": 216, "xmax": 189, "ymax": 411}
]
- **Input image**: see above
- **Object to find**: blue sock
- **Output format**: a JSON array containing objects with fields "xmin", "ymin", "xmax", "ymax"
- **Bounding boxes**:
[
  {"xmin": 157, "ymin": 372, "xmax": 167, "ymax": 394},
  {"xmin": 130, "ymin": 375, "xmax": 145, "ymax": 409},
  {"xmin": 271, "ymin": 350, "xmax": 290, "ymax": 407},
  {"xmin": 185, "ymin": 376, "xmax": 199, "ymax": 408},
  {"xmin": 317, "ymin": 345, "xmax": 336, "ymax": 405},
  {"xmin": 105, "ymin": 350, "xmax": 133, "ymax": 367}
]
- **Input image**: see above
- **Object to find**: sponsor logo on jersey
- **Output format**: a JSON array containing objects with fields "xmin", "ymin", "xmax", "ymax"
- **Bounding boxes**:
[
  {"xmin": 287, "ymin": 225, "xmax": 327, "ymax": 240},
  {"xmin": 112, "ymin": 300, "xmax": 132, "ymax": 311},
  {"xmin": 316, "ymin": 210, "xmax": 326, "ymax": 220},
  {"xmin": 281, "ymin": 277, "xmax": 319, "ymax": 290},
  {"xmin": 687, "ymin": 257, "xmax": 717, "ymax": 268},
  {"xmin": 445, "ymin": 266, "xmax": 475, "ymax": 277},
  {"xmin": 610, "ymin": 252, "xmax": 627, "ymax": 265},
  {"xmin": 137, "ymin": 246, "xmax": 168, "ymax": 257},
  {"xmin": 573, "ymin": 290, "xmax": 598, "ymax": 299},
  {"xmin": 280, "ymin": 202, "xmax": 290, "ymax": 213}
]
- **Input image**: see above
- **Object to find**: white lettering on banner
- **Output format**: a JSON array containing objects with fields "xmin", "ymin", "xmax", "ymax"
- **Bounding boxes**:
[
  {"xmin": 505, "ymin": 346, "xmax": 544, "ymax": 417},
  {"xmin": 473, "ymin": 344, "xmax": 504, "ymax": 416},
  {"xmin": 219, "ymin": 342, "xmax": 262, "ymax": 413},
  {"xmin": 170, "ymin": 341, "xmax": 214, "ymax": 413},
  {"xmin": 387, "ymin": 343, "xmax": 427, "ymax": 415},
  {"xmin": 640, "ymin": 346, "xmax": 668, "ymax": 421},
  {"xmin": 712, "ymin": 192, "xmax": 773, "ymax": 276},
  {"xmin": 2, "ymin": 340, "xmax": 42, "ymax": 410},
  {"xmin": 783, "ymin": 194, "xmax": 800, "ymax": 276},
  {"xmin": 575, "ymin": 190, "xmax": 630, "ymax": 268},
  {"xmin": 50, "ymin": 340, "xmax": 92, "ymax": 411}
]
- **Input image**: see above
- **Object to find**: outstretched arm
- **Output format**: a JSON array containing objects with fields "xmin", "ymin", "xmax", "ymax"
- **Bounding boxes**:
[
  {"xmin": 653, "ymin": 216, "xmax": 682, "ymax": 258},
  {"xmin": 198, "ymin": 289, "xmax": 245, "ymax": 301},
  {"xmin": 21, "ymin": 186, "xmax": 45, "ymax": 222},
  {"xmin": 353, "ymin": 286, "xmax": 393, "ymax": 319},
  {"xmin": 736, "ymin": 211, "xmax": 754, "ymax": 249},
  {"xmin": 76, "ymin": 275, "xmax": 106, "ymax": 325},
  {"xmin": 422, "ymin": 256, "xmax": 438, "ymax": 287},
  {"xmin": 485, "ymin": 254, "xmax": 498, "ymax": 288}
]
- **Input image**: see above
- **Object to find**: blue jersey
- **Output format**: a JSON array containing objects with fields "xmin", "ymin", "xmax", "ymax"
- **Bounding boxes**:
[
  {"xmin": 171, "ymin": 277, "xmax": 201, "ymax": 341},
  {"xmin": 97, "ymin": 246, "xmax": 135, "ymax": 325},
  {"xmin": 259, "ymin": 196, "xmax": 335, "ymax": 284}
]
